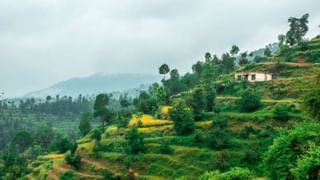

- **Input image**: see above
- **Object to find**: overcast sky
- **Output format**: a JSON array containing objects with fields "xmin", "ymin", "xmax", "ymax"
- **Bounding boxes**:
[{"xmin": 1, "ymin": 0, "xmax": 320, "ymax": 97}]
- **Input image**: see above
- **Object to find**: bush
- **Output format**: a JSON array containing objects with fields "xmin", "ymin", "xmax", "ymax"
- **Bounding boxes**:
[
  {"xmin": 272, "ymin": 104, "xmax": 291, "ymax": 121},
  {"xmin": 79, "ymin": 112, "xmax": 92, "ymax": 137},
  {"xmin": 169, "ymin": 101, "xmax": 195, "ymax": 135},
  {"xmin": 123, "ymin": 154, "xmax": 145, "ymax": 168},
  {"xmin": 59, "ymin": 170, "xmax": 76, "ymax": 180},
  {"xmin": 263, "ymin": 122, "xmax": 320, "ymax": 179},
  {"xmin": 208, "ymin": 129, "xmax": 230, "ymax": 149},
  {"xmin": 49, "ymin": 135, "xmax": 73, "ymax": 153},
  {"xmin": 222, "ymin": 167, "xmax": 253, "ymax": 180},
  {"xmin": 303, "ymin": 85, "xmax": 320, "ymax": 121},
  {"xmin": 240, "ymin": 125, "xmax": 257, "ymax": 138},
  {"xmin": 242, "ymin": 149, "xmax": 260, "ymax": 165},
  {"xmin": 290, "ymin": 143, "xmax": 320, "ymax": 180},
  {"xmin": 212, "ymin": 151, "xmax": 230, "ymax": 171},
  {"xmin": 125, "ymin": 126, "xmax": 145, "ymax": 154},
  {"xmin": 212, "ymin": 115, "xmax": 229, "ymax": 130},
  {"xmin": 159, "ymin": 142, "xmax": 174, "ymax": 154},
  {"xmin": 199, "ymin": 167, "xmax": 253, "ymax": 180},
  {"xmin": 193, "ymin": 130, "xmax": 205, "ymax": 143},
  {"xmin": 64, "ymin": 151, "xmax": 82, "ymax": 169},
  {"xmin": 236, "ymin": 89, "xmax": 262, "ymax": 112},
  {"xmin": 101, "ymin": 169, "xmax": 119, "ymax": 180},
  {"xmin": 117, "ymin": 116, "xmax": 130, "ymax": 128},
  {"xmin": 91, "ymin": 129, "xmax": 102, "ymax": 141}
]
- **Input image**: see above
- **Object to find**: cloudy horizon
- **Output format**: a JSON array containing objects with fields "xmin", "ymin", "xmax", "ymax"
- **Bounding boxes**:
[{"xmin": 1, "ymin": 0, "xmax": 320, "ymax": 97}]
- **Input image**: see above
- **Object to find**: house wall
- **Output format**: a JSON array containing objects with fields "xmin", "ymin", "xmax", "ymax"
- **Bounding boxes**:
[{"xmin": 235, "ymin": 72, "xmax": 272, "ymax": 82}]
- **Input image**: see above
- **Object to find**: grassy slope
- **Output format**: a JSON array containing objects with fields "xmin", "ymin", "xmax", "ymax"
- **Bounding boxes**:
[{"xmin": 25, "ymin": 39, "xmax": 320, "ymax": 180}]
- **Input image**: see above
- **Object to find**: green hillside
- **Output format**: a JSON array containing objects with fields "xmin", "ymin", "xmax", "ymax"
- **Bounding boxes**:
[
  {"xmin": 25, "ymin": 48, "xmax": 320, "ymax": 180},
  {"xmin": 1, "ymin": 14, "xmax": 320, "ymax": 180}
]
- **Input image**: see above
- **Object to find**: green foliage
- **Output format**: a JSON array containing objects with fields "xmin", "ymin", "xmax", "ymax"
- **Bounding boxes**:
[
  {"xmin": 286, "ymin": 13, "xmax": 309, "ymax": 45},
  {"xmin": 230, "ymin": 45, "xmax": 240, "ymax": 56},
  {"xmin": 18, "ymin": 95, "xmax": 91, "ymax": 116},
  {"xmin": 264, "ymin": 46, "xmax": 272, "ymax": 57},
  {"xmin": 1, "ymin": 147, "xmax": 29, "ymax": 179},
  {"xmin": 193, "ymin": 130, "xmax": 206, "ymax": 143},
  {"xmin": 12, "ymin": 131, "xmax": 33, "ymax": 152},
  {"xmin": 212, "ymin": 115, "xmax": 228, "ymax": 130},
  {"xmin": 263, "ymin": 122, "xmax": 320, "ymax": 180},
  {"xmin": 125, "ymin": 126, "xmax": 145, "ymax": 154},
  {"xmin": 241, "ymin": 149, "xmax": 260, "ymax": 165},
  {"xmin": 64, "ymin": 151, "xmax": 82, "ymax": 169},
  {"xmin": 290, "ymin": 143, "xmax": 320, "ymax": 180},
  {"xmin": 34, "ymin": 125, "xmax": 56, "ymax": 150},
  {"xmin": 135, "ymin": 91, "xmax": 158, "ymax": 114},
  {"xmin": 49, "ymin": 135, "xmax": 73, "ymax": 153},
  {"xmin": 159, "ymin": 64, "xmax": 170, "ymax": 80},
  {"xmin": 117, "ymin": 114, "xmax": 130, "ymax": 128},
  {"xmin": 101, "ymin": 169, "xmax": 119, "ymax": 180},
  {"xmin": 240, "ymin": 125, "xmax": 257, "ymax": 138},
  {"xmin": 278, "ymin": 34, "xmax": 286, "ymax": 46},
  {"xmin": 169, "ymin": 101, "xmax": 195, "ymax": 135},
  {"xmin": 79, "ymin": 112, "xmax": 91, "ymax": 136},
  {"xmin": 221, "ymin": 52, "xmax": 235, "ymax": 73},
  {"xmin": 200, "ymin": 167, "xmax": 252, "ymax": 180},
  {"xmin": 239, "ymin": 52, "xmax": 249, "ymax": 67},
  {"xmin": 205, "ymin": 85, "xmax": 216, "ymax": 112},
  {"xmin": 159, "ymin": 142, "xmax": 174, "ymax": 154},
  {"xmin": 94, "ymin": 93, "xmax": 112, "ymax": 127},
  {"xmin": 272, "ymin": 104, "xmax": 291, "ymax": 121},
  {"xmin": 299, "ymin": 39, "xmax": 309, "ymax": 51},
  {"xmin": 59, "ymin": 170, "xmax": 76, "ymax": 180},
  {"xmin": 208, "ymin": 129, "xmax": 230, "ymax": 149},
  {"xmin": 236, "ymin": 89, "xmax": 262, "ymax": 112},
  {"xmin": 189, "ymin": 88, "xmax": 206, "ymax": 120},
  {"xmin": 303, "ymin": 82, "xmax": 320, "ymax": 120},
  {"xmin": 91, "ymin": 129, "xmax": 102, "ymax": 141}
]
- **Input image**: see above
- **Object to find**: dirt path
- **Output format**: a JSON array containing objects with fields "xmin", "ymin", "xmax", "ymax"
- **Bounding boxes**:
[
  {"xmin": 82, "ymin": 158, "xmax": 105, "ymax": 169},
  {"xmin": 47, "ymin": 163, "xmax": 102, "ymax": 180}
]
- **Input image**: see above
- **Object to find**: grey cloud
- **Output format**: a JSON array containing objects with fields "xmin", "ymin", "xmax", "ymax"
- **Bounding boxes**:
[{"xmin": 0, "ymin": 0, "xmax": 319, "ymax": 96}]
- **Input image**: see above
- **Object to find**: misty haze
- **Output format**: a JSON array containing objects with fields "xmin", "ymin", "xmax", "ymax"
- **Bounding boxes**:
[{"xmin": 0, "ymin": 0, "xmax": 320, "ymax": 180}]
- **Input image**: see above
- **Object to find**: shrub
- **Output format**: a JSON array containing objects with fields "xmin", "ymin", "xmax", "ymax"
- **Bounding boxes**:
[
  {"xmin": 213, "ymin": 156, "xmax": 230, "ymax": 172},
  {"xmin": 212, "ymin": 115, "xmax": 229, "ymax": 130},
  {"xmin": 193, "ymin": 130, "xmax": 205, "ymax": 143},
  {"xmin": 101, "ymin": 169, "xmax": 118, "ymax": 180},
  {"xmin": 208, "ymin": 129, "xmax": 230, "ymax": 149},
  {"xmin": 199, "ymin": 167, "xmax": 253, "ymax": 180},
  {"xmin": 49, "ymin": 135, "xmax": 73, "ymax": 153},
  {"xmin": 236, "ymin": 89, "xmax": 262, "ymax": 112},
  {"xmin": 290, "ymin": 143, "xmax": 320, "ymax": 180},
  {"xmin": 240, "ymin": 125, "xmax": 257, "ymax": 138},
  {"xmin": 91, "ymin": 129, "xmax": 102, "ymax": 141},
  {"xmin": 303, "ymin": 84, "xmax": 320, "ymax": 121},
  {"xmin": 64, "ymin": 151, "xmax": 82, "ymax": 169},
  {"xmin": 169, "ymin": 101, "xmax": 195, "ymax": 135},
  {"xmin": 123, "ymin": 154, "xmax": 145, "ymax": 168},
  {"xmin": 222, "ymin": 167, "xmax": 253, "ymax": 180},
  {"xmin": 79, "ymin": 112, "xmax": 91, "ymax": 137},
  {"xmin": 117, "ymin": 116, "xmax": 130, "ymax": 128},
  {"xmin": 242, "ymin": 149, "xmax": 260, "ymax": 165},
  {"xmin": 272, "ymin": 104, "xmax": 291, "ymax": 121},
  {"xmin": 125, "ymin": 126, "xmax": 145, "ymax": 154},
  {"xmin": 189, "ymin": 88, "xmax": 206, "ymax": 121},
  {"xmin": 159, "ymin": 142, "xmax": 174, "ymax": 154},
  {"xmin": 263, "ymin": 122, "xmax": 320, "ymax": 179},
  {"xmin": 59, "ymin": 170, "xmax": 76, "ymax": 180}
]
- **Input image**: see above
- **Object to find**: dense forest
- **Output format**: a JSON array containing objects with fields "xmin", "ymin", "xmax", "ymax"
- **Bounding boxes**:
[{"xmin": 1, "ymin": 13, "xmax": 320, "ymax": 180}]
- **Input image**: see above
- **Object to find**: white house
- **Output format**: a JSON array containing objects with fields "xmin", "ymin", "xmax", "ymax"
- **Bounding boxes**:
[{"xmin": 235, "ymin": 72, "xmax": 273, "ymax": 82}]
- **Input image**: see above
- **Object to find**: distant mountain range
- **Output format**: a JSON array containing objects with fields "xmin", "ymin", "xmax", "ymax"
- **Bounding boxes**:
[{"xmin": 25, "ymin": 73, "xmax": 161, "ymax": 98}]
